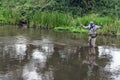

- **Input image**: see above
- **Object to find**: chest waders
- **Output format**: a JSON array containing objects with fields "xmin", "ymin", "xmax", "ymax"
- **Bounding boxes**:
[{"xmin": 89, "ymin": 28, "xmax": 97, "ymax": 47}]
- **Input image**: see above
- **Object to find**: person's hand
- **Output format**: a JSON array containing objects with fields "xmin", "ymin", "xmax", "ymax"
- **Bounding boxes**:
[{"xmin": 80, "ymin": 24, "xmax": 84, "ymax": 27}]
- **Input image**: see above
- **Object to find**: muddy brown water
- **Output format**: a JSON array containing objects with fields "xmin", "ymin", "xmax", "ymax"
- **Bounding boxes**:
[{"xmin": 0, "ymin": 26, "xmax": 120, "ymax": 80}]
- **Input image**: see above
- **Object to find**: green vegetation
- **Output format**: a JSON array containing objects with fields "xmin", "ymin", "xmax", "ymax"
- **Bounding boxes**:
[
  {"xmin": 30, "ymin": 12, "xmax": 72, "ymax": 28},
  {"xmin": 54, "ymin": 14, "xmax": 119, "ymax": 35},
  {"xmin": 0, "ymin": 0, "xmax": 120, "ymax": 35}
]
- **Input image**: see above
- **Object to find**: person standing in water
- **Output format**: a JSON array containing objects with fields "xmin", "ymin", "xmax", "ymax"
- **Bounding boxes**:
[{"xmin": 81, "ymin": 21, "xmax": 103, "ymax": 47}]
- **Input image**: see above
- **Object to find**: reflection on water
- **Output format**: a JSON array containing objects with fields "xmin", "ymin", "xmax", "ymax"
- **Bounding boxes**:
[
  {"xmin": 98, "ymin": 46, "xmax": 120, "ymax": 79},
  {"xmin": 15, "ymin": 44, "xmax": 27, "ymax": 60},
  {"xmin": 82, "ymin": 47, "xmax": 98, "ymax": 79},
  {"xmin": 0, "ymin": 28, "xmax": 120, "ymax": 80}
]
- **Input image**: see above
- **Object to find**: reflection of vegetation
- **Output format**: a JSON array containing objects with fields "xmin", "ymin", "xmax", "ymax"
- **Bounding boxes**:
[
  {"xmin": 46, "ymin": 46, "xmax": 82, "ymax": 80},
  {"xmin": 0, "ymin": 45, "xmax": 29, "ymax": 73},
  {"xmin": 80, "ymin": 46, "xmax": 113, "ymax": 80},
  {"xmin": 45, "ymin": 44, "xmax": 113, "ymax": 80},
  {"xmin": 0, "ymin": 25, "xmax": 119, "ymax": 79},
  {"xmin": 98, "ymin": 36, "xmax": 120, "ymax": 48}
]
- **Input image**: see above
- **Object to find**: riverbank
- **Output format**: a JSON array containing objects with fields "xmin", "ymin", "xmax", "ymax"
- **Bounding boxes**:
[{"xmin": 0, "ymin": 12, "xmax": 120, "ymax": 35}]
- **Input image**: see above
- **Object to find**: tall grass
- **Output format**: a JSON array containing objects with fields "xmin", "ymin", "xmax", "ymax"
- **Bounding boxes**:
[
  {"xmin": 0, "ymin": 8, "xmax": 20, "ymax": 25},
  {"xmin": 75, "ymin": 14, "xmax": 112, "ymax": 25},
  {"xmin": 113, "ymin": 20, "xmax": 120, "ymax": 35},
  {"xmin": 0, "ymin": 9, "xmax": 120, "ymax": 35},
  {"xmin": 0, "ymin": 8, "xmax": 72, "ymax": 28},
  {"xmin": 30, "ymin": 12, "xmax": 72, "ymax": 28},
  {"xmin": 73, "ymin": 14, "xmax": 117, "ymax": 34}
]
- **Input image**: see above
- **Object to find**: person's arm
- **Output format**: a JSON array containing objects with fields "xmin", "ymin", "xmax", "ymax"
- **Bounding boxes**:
[
  {"xmin": 95, "ymin": 25, "xmax": 101, "ymax": 29},
  {"xmin": 81, "ymin": 24, "xmax": 90, "ymax": 29},
  {"xmin": 96, "ymin": 23, "xmax": 103, "ymax": 29}
]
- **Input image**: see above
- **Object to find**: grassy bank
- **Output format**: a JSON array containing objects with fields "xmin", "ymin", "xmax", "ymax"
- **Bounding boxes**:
[
  {"xmin": 54, "ymin": 14, "xmax": 120, "ymax": 35},
  {"xmin": 0, "ymin": 10, "xmax": 120, "ymax": 35}
]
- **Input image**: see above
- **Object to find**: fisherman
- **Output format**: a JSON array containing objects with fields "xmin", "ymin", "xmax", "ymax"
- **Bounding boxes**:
[{"xmin": 81, "ymin": 21, "xmax": 102, "ymax": 47}]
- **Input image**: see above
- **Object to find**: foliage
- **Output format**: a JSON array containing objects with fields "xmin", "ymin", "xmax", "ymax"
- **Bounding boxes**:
[
  {"xmin": 0, "ymin": 0, "xmax": 120, "ymax": 35},
  {"xmin": 54, "ymin": 14, "xmax": 116, "ymax": 34},
  {"xmin": 0, "ymin": 0, "xmax": 120, "ymax": 17},
  {"xmin": 29, "ymin": 12, "xmax": 72, "ymax": 28}
]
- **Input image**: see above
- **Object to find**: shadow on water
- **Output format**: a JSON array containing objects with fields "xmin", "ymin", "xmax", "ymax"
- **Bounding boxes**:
[{"xmin": 0, "ymin": 26, "xmax": 120, "ymax": 80}]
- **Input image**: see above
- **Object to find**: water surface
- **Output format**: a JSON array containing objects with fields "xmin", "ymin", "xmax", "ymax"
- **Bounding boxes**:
[{"xmin": 0, "ymin": 26, "xmax": 120, "ymax": 80}]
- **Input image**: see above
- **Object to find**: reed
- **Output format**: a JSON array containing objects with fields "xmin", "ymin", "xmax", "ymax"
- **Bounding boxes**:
[{"xmin": 29, "ymin": 12, "xmax": 72, "ymax": 28}]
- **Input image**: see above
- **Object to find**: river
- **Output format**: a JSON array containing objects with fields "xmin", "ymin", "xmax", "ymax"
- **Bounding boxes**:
[{"xmin": 0, "ymin": 26, "xmax": 120, "ymax": 80}]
